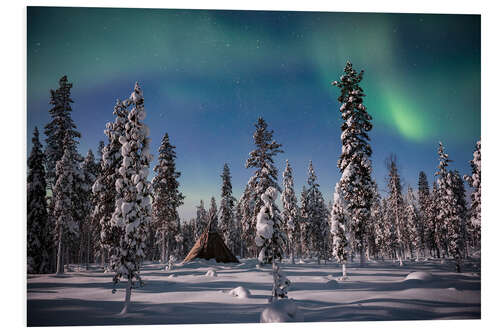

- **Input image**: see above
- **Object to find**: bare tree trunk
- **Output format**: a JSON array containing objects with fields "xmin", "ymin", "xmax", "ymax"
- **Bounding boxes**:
[
  {"xmin": 359, "ymin": 240, "xmax": 366, "ymax": 267},
  {"xmin": 120, "ymin": 278, "xmax": 132, "ymax": 315},
  {"xmin": 86, "ymin": 236, "xmax": 90, "ymax": 271},
  {"xmin": 161, "ymin": 230, "xmax": 166, "ymax": 264},
  {"xmin": 56, "ymin": 226, "xmax": 64, "ymax": 275},
  {"xmin": 166, "ymin": 237, "xmax": 171, "ymax": 265}
]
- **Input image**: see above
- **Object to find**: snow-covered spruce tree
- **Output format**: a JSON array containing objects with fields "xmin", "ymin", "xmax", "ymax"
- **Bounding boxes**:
[
  {"xmin": 299, "ymin": 185, "xmax": 309, "ymax": 258},
  {"xmin": 53, "ymin": 134, "xmax": 80, "ymax": 275},
  {"xmin": 379, "ymin": 198, "xmax": 397, "ymax": 260},
  {"xmin": 330, "ymin": 182, "xmax": 349, "ymax": 279},
  {"xmin": 366, "ymin": 183, "xmax": 381, "ymax": 260},
  {"xmin": 151, "ymin": 132, "xmax": 184, "ymax": 264},
  {"xmin": 404, "ymin": 186, "xmax": 422, "ymax": 261},
  {"xmin": 208, "ymin": 197, "xmax": 218, "ymax": 231},
  {"xmin": 234, "ymin": 198, "xmax": 245, "ymax": 257},
  {"xmin": 452, "ymin": 171, "xmax": 469, "ymax": 259},
  {"xmin": 386, "ymin": 156, "xmax": 405, "ymax": 266},
  {"xmin": 109, "ymin": 82, "xmax": 153, "ymax": 314},
  {"xmin": 27, "ymin": 127, "xmax": 50, "ymax": 274},
  {"xmin": 418, "ymin": 171, "xmax": 434, "ymax": 257},
  {"xmin": 435, "ymin": 142, "xmax": 466, "ymax": 272},
  {"xmin": 219, "ymin": 163, "xmax": 237, "ymax": 250},
  {"xmin": 430, "ymin": 182, "xmax": 445, "ymax": 258},
  {"xmin": 239, "ymin": 184, "xmax": 254, "ymax": 257},
  {"xmin": 303, "ymin": 161, "xmax": 329, "ymax": 264},
  {"xmin": 332, "ymin": 61, "xmax": 374, "ymax": 266},
  {"xmin": 44, "ymin": 75, "xmax": 81, "ymax": 190},
  {"xmin": 80, "ymin": 150, "xmax": 98, "ymax": 269},
  {"xmin": 281, "ymin": 160, "xmax": 299, "ymax": 263},
  {"xmin": 194, "ymin": 200, "xmax": 208, "ymax": 239},
  {"xmin": 464, "ymin": 140, "xmax": 481, "ymax": 249},
  {"xmin": 371, "ymin": 192, "xmax": 385, "ymax": 260},
  {"xmin": 255, "ymin": 187, "xmax": 290, "ymax": 301},
  {"xmin": 243, "ymin": 117, "xmax": 283, "ymax": 257},
  {"xmin": 92, "ymin": 99, "xmax": 128, "ymax": 268}
]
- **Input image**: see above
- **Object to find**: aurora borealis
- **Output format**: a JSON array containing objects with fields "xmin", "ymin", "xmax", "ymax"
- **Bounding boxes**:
[{"xmin": 27, "ymin": 7, "xmax": 480, "ymax": 219}]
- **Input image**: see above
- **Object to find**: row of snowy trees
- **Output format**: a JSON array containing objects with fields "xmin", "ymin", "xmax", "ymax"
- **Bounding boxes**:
[{"xmin": 28, "ymin": 62, "xmax": 481, "ymax": 283}]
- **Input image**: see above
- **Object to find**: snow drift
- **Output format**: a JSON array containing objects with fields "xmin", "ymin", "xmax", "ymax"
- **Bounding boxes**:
[
  {"xmin": 405, "ymin": 271, "xmax": 433, "ymax": 282},
  {"xmin": 260, "ymin": 299, "xmax": 303, "ymax": 323},
  {"xmin": 229, "ymin": 286, "xmax": 251, "ymax": 299}
]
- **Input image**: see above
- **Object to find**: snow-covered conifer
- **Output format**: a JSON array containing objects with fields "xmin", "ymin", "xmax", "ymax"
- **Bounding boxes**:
[
  {"xmin": 92, "ymin": 99, "xmax": 128, "ymax": 267},
  {"xmin": 243, "ymin": 117, "xmax": 283, "ymax": 256},
  {"xmin": 281, "ymin": 160, "xmax": 299, "ymax": 263},
  {"xmin": 152, "ymin": 132, "xmax": 184, "ymax": 263},
  {"xmin": 195, "ymin": 200, "xmax": 208, "ymax": 239},
  {"xmin": 299, "ymin": 185, "xmax": 308, "ymax": 258},
  {"xmin": 404, "ymin": 186, "xmax": 422, "ymax": 260},
  {"xmin": 53, "ymin": 134, "xmax": 80, "ymax": 275},
  {"xmin": 330, "ymin": 182, "xmax": 349, "ymax": 278},
  {"xmin": 27, "ymin": 127, "xmax": 50, "ymax": 273},
  {"xmin": 208, "ymin": 197, "xmax": 218, "ymax": 231},
  {"xmin": 255, "ymin": 187, "xmax": 290, "ymax": 300},
  {"xmin": 386, "ymin": 156, "xmax": 405, "ymax": 266},
  {"xmin": 435, "ymin": 142, "xmax": 466, "ymax": 272},
  {"xmin": 79, "ymin": 150, "xmax": 98, "ymax": 269},
  {"xmin": 219, "ymin": 163, "xmax": 237, "ymax": 249},
  {"xmin": 464, "ymin": 141, "xmax": 481, "ymax": 248},
  {"xmin": 109, "ymin": 82, "xmax": 153, "ymax": 314},
  {"xmin": 418, "ymin": 171, "xmax": 433, "ymax": 256},
  {"xmin": 44, "ymin": 75, "xmax": 81, "ymax": 189},
  {"xmin": 371, "ymin": 193, "xmax": 385, "ymax": 259},
  {"xmin": 332, "ymin": 61, "xmax": 374, "ymax": 266},
  {"xmin": 303, "ymin": 161, "xmax": 329, "ymax": 264}
]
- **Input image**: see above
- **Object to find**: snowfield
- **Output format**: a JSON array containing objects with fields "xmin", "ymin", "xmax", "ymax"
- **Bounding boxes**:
[{"xmin": 27, "ymin": 257, "xmax": 480, "ymax": 326}]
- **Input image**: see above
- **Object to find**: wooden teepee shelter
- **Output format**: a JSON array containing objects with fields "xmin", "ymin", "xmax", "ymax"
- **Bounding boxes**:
[{"xmin": 183, "ymin": 211, "xmax": 239, "ymax": 264}]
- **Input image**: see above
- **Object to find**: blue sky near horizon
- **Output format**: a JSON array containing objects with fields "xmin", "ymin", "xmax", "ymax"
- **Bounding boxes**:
[{"xmin": 27, "ymin": 7, "xmax": 480, "ymax": 220}]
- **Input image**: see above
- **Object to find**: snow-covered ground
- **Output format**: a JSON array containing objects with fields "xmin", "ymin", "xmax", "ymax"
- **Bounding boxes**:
[{"xmin": 27, "ymin": 257, "xmax": 480, "ymax": 326}]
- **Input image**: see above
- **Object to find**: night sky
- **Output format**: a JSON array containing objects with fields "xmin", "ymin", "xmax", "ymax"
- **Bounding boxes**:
[{"xmin": 27, "ymin": 7, "xmax": 480, "ymax": 220}]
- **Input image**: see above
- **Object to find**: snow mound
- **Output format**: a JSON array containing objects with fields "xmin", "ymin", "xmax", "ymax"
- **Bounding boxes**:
[
  {"xmin": 405, "ymin": 271, "xmax": 433, "ymax": 282},
  {"xmin": 325, "ymin": 280, "xmax": 340, "ymax": 289},
  {"xmin": 260, "ymin": 299, "xmax": 303, "ymax": 323},
  {"xmin": 298, "ymin": 259, "xmax": 306, "ymax": 264},
  {"xmin": 167, "ymin": 274, "xmax": 176, "ymax": 278},
  {"xmin": 205, "ymin": 268, "xmax": 217, "ymax": 277},
  {"xmin": 229, "ymin": 286, "xmax": 251, "ymax": 299}
]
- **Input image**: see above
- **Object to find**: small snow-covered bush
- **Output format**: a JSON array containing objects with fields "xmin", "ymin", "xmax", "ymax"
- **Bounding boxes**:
[
  {"xmin": 205, "ymin": 268, "xmax": 217, "ymax": 277},
  {"xmin": 405, "ymin": 271, "xmax": 433, "ymax": 282},
  {"xmin": 229, "ymin": 286, "xmax": 251, "ymax": 298},
  {"xmin": 260, "ymin": 299, "xmax": 303, "ymax": 323}
]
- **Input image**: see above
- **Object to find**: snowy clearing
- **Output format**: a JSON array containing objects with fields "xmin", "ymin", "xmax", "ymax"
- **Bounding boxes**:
[{"xmin": 27, "ymin": 257, "xmax": 480, "ymax": 326}]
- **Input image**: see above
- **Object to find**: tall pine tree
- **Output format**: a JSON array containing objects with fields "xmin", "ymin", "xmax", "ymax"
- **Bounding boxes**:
[
  {"xmin": 27, "ymin": 127, "xmax": 50, "ymax": 273},
  {"xmin": 303, "ymin": 161, "xmax": 329, "ymax": 264},
  {"xmin": 281, "ymin": 160, "xmax": 299, "ymax": 263},
  {"xmin": 92, "ymin": 99, "xmax": 128, "ymax": 268},
  {"xmin": 152, "ymin": 133, "xmax": 184, "ymax": 263},
  {"xmin": 219, "ymin": 164, "xmax": 237, "ymax": 251},
  {"xmin": 464, "ymin": 141, "xmax": 481, "ymax": 249},
  {"xmin": 109, "ymin": 82, "xmax": 153, "ymax": 314},
  {"xmin": 330, "ymin": 182, "xmax": 349, "ymax": 278},
  {"xmin": 44, "ymin": 75, "xmax": 81, "ymax": 189},
  {"xmin": 386, "ymin": 156, "xmax": 405, "ymax": 266},
  {"xmin": 53, "ymin": 134, "xmax": 80, "ymax": 275},
  {"xmin": 242, "ymin": 117, "xmax": 283, "ymax": 256},
  {"xmin": 332, "ymin": 61, "xmax": 374, "ymax": 266}
]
